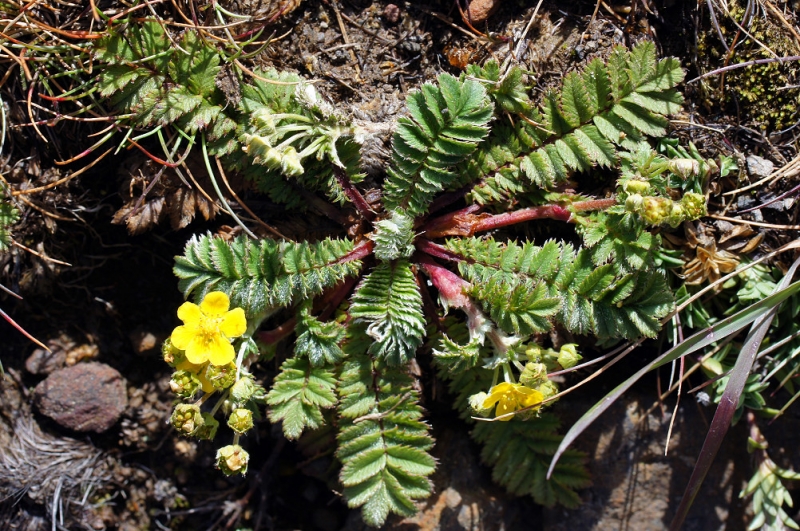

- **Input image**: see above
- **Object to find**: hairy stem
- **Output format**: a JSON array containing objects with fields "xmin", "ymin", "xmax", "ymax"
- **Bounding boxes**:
[
  {"xmin": 335, "ymin": 239, "xmax": 374, "ymax": 264},
  {"xmin": 333, "ymin": 167, "xmax": 375, "ymax": 221},
  {"xmin": 415, "ymin": 239, "xmax": 464, "ymax": 263}
]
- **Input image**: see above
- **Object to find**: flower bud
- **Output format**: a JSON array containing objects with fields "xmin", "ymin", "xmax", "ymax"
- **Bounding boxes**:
[
  {"xmin": 227, "ymin": 408, "xmax": 254, "ymax": 434},
  {"xmin": 162, "ymin": 338, "xmax": 183, "ymax": 366},
  {"xmin": 230, "ymin": 376, "xmax": 258, "ymax": 403},
  {"xmin": 195, "ymin": 413, "xmax": 219, "ymax": 441},
  {"xmin": 557, "ymin": 344, "xmax": 582, "ymax": 369},
  {"xmin": 205, "ymin": 362, "xmax": 237, "ymax": 391},
  {"xmin": 625, "ymin": 193, "xmax": 644, "ymax": 213},
  {"xmin": 524, "ymin": 345, "xmax": 544, "ymax": 362},
  {"xmin": 170, "ymin": 404, "xmax": 204, "ymax": 437},
  {"xmin": 262, "ymin": 146, "xmax": 283, "ymax": 168},
  {"xmin": 641, "ymin": 196, "xmax": 672, "ymax": 225},
  {"xmin": 251, "ymin": 108, "xmax": 277, "ymax": 133},
  {"xmin": 680, "ymin": 192, "xmax": 706, "ymax": 220},
  {"xmin": 280, "ymin": 146, "xmax": 304, "ymax": 176},
  {"xmin": 216, "ymin": 445, "xmax": 250, "ymax": 476},
  {"xmin": 623, "ymin": 179, "xmax": 651, "ymax": 194},
  {"xmin": 535, "ymin": 380, "xmax": 559, "ymax": 401},
  {"xmin": 520, "ymin": 362, "xmax": 548, "ymax": 388},
  {"xmin": 170, "ymin": 370, "xmax": 202, "ymax": 398},
  {"xmin": 667, "ymin": 202, "xmax": 686, "ymax": 228},
  {"xmin": 669, "ymin": 158, "xmax": 700, "ymax": 179},
  {"xmin": 468, "ymin": 392, "xmax": 494, "ymax": 417},
  {"xmin": 243, "ymin": 135, "xmax": 283, "ymax": 170}
]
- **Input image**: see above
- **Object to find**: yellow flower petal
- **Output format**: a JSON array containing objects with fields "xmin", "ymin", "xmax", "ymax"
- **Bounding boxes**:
[
  {"xmin": 219, "ymin": 308, "xmax": 247, "ymax": 338},
  {"xmin": 496, "ymin": 395, "xmax": 515, "ymax": 421},
  {"xmin": 516, "ymin": 388, "xmax": 543, "ymax": 408},
  {"xmin": 207, "ymin": 335, "xmax": 236, "ymax": 366},
  {"xmin": 171, "ymin": 325, "xmax": 196, "ymax": 350},
  {"xmin": 197, "ymin": 372, "xmax": 215, "ymax": 393},
  {"xmin": 176, "ymin": 359, "xmax": 205, "ymax": 373},
  {"xmin": 200, "ymin": 291, "xmax": 230, "ymax": 317},
  {"xmin": 482, "ymin": 382, "xmax": 513, "ymax": 407},
  {"xmin": 177, "ymin": 302, "xmax": 201, "ymax": 325},
  {"xmin": 184, "ymin": 337, "xmax": 210, "ymax": 365}
]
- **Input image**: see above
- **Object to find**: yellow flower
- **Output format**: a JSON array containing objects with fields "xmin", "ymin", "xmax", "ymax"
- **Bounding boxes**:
[
  {"xmin": 171, "ymin": 292, "xmax": 247, "ymax": 366},
  {"xmin": 482, "ymin": 382, "xmax": 543, "ymax": 421}
]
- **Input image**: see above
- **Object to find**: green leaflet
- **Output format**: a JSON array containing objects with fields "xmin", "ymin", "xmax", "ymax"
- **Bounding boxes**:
[
  {"xmin": 266, "ymin": 356, "xmax": 337, "ymax": 440},
  {"xmin": 448, "ymin": 237, "xmax": 674, "ymax": 339},
  {"xmin": 382, "ymin": 73, "xmax": 493, "ymax": 216},
  {"xmin": 464, "ymin": 41, "xmax": 684, "ymax": 204},
  {"xmin": 173, "ymin": 234, "xmax": 362, "ymax": 319},
  {"xmin": 576, "ymin": 211, "xmax": 662, "ymax": 271},
  {"xmin": 295, "ymin": 304, "xmax": 346, "ymax": 366},
  {"xmin": 336, "ymin": 348, "xmax": 435, "ymax": 526},
  {"xmin": 349, "ymin": 260, "xmax": 426, "ymax": 365},
  {"xmin": 472, "ymin": 419, "xmax": 591, "ymax": 508},
  {"xmin": 95, "ymin": 27, "xmax": 225, "ymax": 131}
]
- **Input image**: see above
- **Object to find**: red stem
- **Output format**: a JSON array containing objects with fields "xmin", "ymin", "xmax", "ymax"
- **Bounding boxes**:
[
  {"xmin": 415, "ymin": 239, "xmax": 464, "ymax": 263},
  {"xmin": 334, "ymin": 239, "xmax": 375, "ymax": 264},
  {"xmin": 417, "ymin": 255, "xmax": 471, "ymax": 309},
  {"xmin": 333, "ymin": 167, "xmax": 375, "ymax": 221},
  {"xmin": 257, "ymin": 317, "xmax": 297, "ymax": 345},
  {"xmin": 472, "ymin": 205, "xmax": 572, "ymax": 233},
  {"xmin": 419, "ymin": 205, "xmax": 482, "ymax": 238}
]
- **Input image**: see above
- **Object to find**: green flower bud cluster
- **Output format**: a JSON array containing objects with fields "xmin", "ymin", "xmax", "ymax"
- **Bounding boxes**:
[
  {"xmin": 170, "ymin": 370, "xmax": 202, "ymax": 398},
  {"xmin": 523, "ymin": 343, "xmax": 582, "ymax": 371},
  {"xmin": 205, "ymin": 362, "xmax": 237, "ymax": 390},
  {"xmin": 165, "ymin": 328, "xmax": 264, "ymax": 476},
  {"xmin": 216, "ymin": 445, "xmax": 250, "ymax": 476},
  {"xmin": 511, "ymin": 343, "xmax": 584, "ymax": 404},
  {"xmin": 626, "ymin": 192, "xmax": 707, "ymax": 228},
  {"xmin": 170, "ymin": 404, "xmax": 204, "ymax": 436}
]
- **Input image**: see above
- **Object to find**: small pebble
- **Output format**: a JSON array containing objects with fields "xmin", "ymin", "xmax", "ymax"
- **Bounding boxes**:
[
  {"xmin": 461, "ymin": 0, "xmax": 500, "ymax": 24},
  {"xmin": 746, "ymin": 154, "xmax": 774, "ymax": 179},
  {"xmin": 383, "ymin": 4, "xmax": 401, "ymax": 24}
]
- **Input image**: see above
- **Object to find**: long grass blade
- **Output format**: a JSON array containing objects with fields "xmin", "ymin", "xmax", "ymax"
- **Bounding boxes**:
[
  {"xmin": 547, "ymin": 277, "xmax": 800, "ymax": 479},
  {"xmin": 668, "ymin": 256, "xmax": 800, "ymax": 530}
]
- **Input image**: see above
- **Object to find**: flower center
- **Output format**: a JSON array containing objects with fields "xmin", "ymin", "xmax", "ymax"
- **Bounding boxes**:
[{"xmin": 197, "ymin": 314, "xmax": 223, "ymax": 344}]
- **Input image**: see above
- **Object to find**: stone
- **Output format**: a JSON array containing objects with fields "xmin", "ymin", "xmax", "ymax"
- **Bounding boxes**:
[
  {"xmin": 34, "ymin": 362, "xmax": 128, "ymax": 433},
  {"xmin": 746, "ymin": 155, "xmax": 774, "ymax": 179},
  {"xmin": 383, "ymin": 4, "xmax": 401, "ymax": 24},
  {"xmin": 462, "ymin": 0, "xmax": 501, "ymax": 24}
]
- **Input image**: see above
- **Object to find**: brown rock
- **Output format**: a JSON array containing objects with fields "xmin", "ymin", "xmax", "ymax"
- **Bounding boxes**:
[
  {"xmin": 383, "ymin": 4, "xmax": 401, "ymax": 24},
  {"xmin": 462, "ymin": 0, "xmax": 500, "ymax": 25},
  {"xmin": 34, "ymin": 362, "xmax": 128, "ymax": 433}
]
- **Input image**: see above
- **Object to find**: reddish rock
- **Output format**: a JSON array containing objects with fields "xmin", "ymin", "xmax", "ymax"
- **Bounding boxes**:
[
  {"xmin": 34, "ymin": 362, "xmax": 128, "ymax": 433},
  {"xmin": 462, "ymin": 0, "xmax": 500, "ymax": 25},
  {"xmin": 383, "ymin": 4, "xmax": 401, "ymax": 24}
]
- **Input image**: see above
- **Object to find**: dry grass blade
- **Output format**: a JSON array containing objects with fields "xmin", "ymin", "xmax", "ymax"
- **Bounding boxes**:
[
  {"xmin": 0, "ymin": 416, "xmax": 111, "ymax": 528},
  {"xmin": 668, "ymin": 255, "xmax": 800, "ymax": 530},
  {"xmin": 547, "ymin": 275, "xmax": 800, "ymax": 480}
]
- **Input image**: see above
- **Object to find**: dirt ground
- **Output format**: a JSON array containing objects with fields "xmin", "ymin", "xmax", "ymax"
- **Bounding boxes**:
[{"xmin": 1, "ymin": 0, "xmax": 799, "ymax": 529}]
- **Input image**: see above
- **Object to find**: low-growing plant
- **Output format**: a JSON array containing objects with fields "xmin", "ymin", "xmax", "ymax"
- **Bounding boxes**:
[
  {"xmin": 150, "ymin": 37, "xmax": 717, "ymax": 524},
  {"xmin": 6, "ymin": 6, "xmax": 740, "ymax": 525}
]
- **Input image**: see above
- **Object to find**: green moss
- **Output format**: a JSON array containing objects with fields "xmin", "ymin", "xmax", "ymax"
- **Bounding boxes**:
[{"xmin": 698, "ymin": 1, "xmax": 799, "ymax": 131}]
